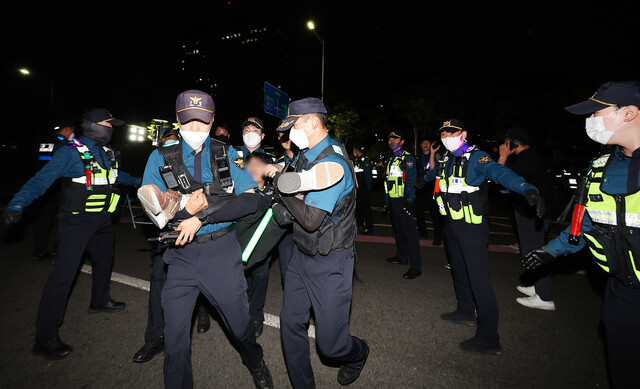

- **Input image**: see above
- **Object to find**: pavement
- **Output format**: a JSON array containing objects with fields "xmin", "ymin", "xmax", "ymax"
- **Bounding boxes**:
[{"xmin": 0, "ymin": 194, "xmax": 611, "ymax": 388}]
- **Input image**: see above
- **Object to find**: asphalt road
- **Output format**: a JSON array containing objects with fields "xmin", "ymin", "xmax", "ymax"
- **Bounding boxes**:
[{"xmin": 0, "ymin": 194, "xmax": 611, "ymax": 388}]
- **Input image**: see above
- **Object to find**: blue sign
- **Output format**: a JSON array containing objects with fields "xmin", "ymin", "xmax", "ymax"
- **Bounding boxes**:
[{"xmin": 264, "ymin": 82, "xmax": 289, "ymax": 119}]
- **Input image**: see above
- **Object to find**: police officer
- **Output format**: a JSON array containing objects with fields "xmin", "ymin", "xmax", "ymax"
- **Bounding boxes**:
[
  {"xmin": 32, "ymin": 120, "xmax": 76, "ymax": 264},
  {"xmin": 141, "ymin": 90, "xmax": 272, "ymax": 388},
  {"xmin": 523, "ymin": 81, "xmax": 640, "ymax": 388},
  {"xmin": 385, "ymin": 130, "xmax": 423, "ymax": 279},
  {"xmin": 353, "ymin": 142, "xmax": 373, "ymax": 235},
  {"xmin": 274, "ymin": 130, "xmax": 298, "ymax": 285},
  {"xmin": 415, "ymin": 137, "xmax": 444, "ymax": 245},
  {"xmin": 270, "ymin": 97, "xmax": 369, "ymax": 388},
  {"xmin": 423, "ymin": 119, "xmax": 544, "ymax": 354},
  {"xmin": 1, "ymin": 109, "xmax": 141, "ymax": 360}
]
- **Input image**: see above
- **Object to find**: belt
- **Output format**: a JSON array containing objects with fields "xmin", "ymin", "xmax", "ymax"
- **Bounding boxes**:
[{"xmin": 194, "ymin": 225, "xmax": 234, "ymax": 243}]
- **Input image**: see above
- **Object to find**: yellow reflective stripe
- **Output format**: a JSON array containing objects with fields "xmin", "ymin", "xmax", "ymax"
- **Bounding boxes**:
[
  {"xmin": 87, "ymin": 194, "xmax": 107, "ymax": 199},
  {"xmin": 86, "ymin": 201, "xmax": 106, "ymax": 206},
  {"xmin": 436, "ymin": 197, "xmax": 447, "ymax": 216},
  {"xmin": 85, "ymin": 208, "xmax": 104, "ymax": 212},
  {"xmin": 583, "ymin": 233, "xmax": 610, "ymax": 272},
  {"xmin": 629, "ymin": 251, "xmax": 640, "ymax": 282},
  {"xmin": 107, "ymin": 194, "xmax": 121, "ymax": 213}
]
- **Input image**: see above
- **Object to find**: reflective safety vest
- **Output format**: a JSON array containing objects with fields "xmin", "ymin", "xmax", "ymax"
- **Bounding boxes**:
[
  {"xmin": 434, "ymin": 147, "xmax": 486, "ymax": 225},
  {"xmin": 582, "ymin": 153, "xmax": 640, "ymax": 287},
  {"xmin": 385, "ymin": 151, "xmax": 410, "ymax": 198},
  {"xmin": 61, "ymin": 141, "xmax": 120, "ymax": 214}
]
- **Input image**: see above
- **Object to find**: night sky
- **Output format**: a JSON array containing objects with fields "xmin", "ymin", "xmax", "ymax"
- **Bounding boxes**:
[{"xmin": 1, "ymin": 2, "xmax": 639, "ymax": 173}]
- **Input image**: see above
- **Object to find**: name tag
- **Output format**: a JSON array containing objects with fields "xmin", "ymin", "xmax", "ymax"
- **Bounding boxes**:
[{"xmin": 450, "ymin": 177, "xmax": 463, "ymax": 193}]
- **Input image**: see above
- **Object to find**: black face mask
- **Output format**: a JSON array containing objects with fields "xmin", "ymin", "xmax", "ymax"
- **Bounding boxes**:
[
  {"xmin": 82, "ymin": 119, "xmax": 113, "ymax": 146},
  {"xmin": 213, "ymin": 134, "xmax": 229, "ymax": 144}
]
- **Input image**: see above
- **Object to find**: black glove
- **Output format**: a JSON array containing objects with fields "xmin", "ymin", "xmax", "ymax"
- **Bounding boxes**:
[
  {"xmin": 522, "ymin": 247, "xmax": 555, "ymax": 270},
  {"xmin": 1, "ymin": 209, "xmax": 21, "ymax": 226},
  {"xmin": 404, "ymin": 201, "xmax": 415, "ymax": 216},
  {"xmin": 525, "ymin": 189, "xmax": 545, "ymax": 218},
  {"xmin": 272, "ymin": 203, "xmax": 294, "ymax": 226}
]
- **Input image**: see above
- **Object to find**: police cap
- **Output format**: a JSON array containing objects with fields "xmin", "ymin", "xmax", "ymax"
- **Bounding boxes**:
[
  {"xmin": 439, "ymin": 119, "xmax": 466, "ymax": 133},
  {"xmin": 242, "ymin": 116, "xmax": 264, "ymax": 131},
  {"xmin": 83, "ymin": 108, "xmax": 124, "ymax": 126},
  {"xmin": 565, "ymin": 81, "xmax": 640, "ymax": 115},
  {"xmin": 276, "ymin": 97, "xmax": 327, "ymax": 132},
  {"xmin": 388, "ymin": 130, "xmax": 404, "ymax": 140},
  {"xmin": 175, "ymin": 89, "xmax": 215, "ymax": 124}
]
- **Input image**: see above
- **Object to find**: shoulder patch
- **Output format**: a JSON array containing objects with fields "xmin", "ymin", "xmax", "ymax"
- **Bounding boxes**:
[
  {"xmin": 332, "ymin": 144, "xmax": 344, "ymax": 156},
  {"xmin": 406, "ymin": 161, "xmax": 414, "ymax": 167},
  {"xmin": 232, "ymin": 156, "xmax": 245, "ymax": 169},
  {"xmin": 477, "ymin": 155, "xmax": 491, "ymax": 163}
]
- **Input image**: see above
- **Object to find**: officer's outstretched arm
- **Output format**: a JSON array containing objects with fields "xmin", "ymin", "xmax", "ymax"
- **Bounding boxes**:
[
  {"xmin": 473, "ymin": 153, "xmax": 535, "ymax": 196},
  {"xmin": 280, "ymin": 195, "xmax": 327, "ymax": 232},
  {"xmin": 423, "ymin": 167, "xmax": 437, "ymax": 183}
]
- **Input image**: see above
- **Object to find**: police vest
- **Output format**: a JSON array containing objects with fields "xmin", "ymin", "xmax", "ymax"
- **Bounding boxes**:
[
  {"xmin": 582, "ymin": 153, "xmax": 640, "ymax": 287},
  {"xmin": 434, "ymin": 147, "xmax": 487, "ymax": 225},
  {"xmin": 61, "ymin": 141, "xmax": 120, "ymax": 214},
  {"xmin": 354, "ymin": 156, "xmax": 367, "ymax": 189},
  {"xmin": 385, "ymin": 151, "xmax": 411, "ymax": 198},
  {"xmin": 157, "ymin": 139, "xmax": 236, "ymax": 218},
  {"xmin": 293, "ymin": 143, "xmax": 357, "ymax": 256}
]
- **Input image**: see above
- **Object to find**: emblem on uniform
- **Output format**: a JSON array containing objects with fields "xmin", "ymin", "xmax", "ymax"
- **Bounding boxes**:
[
  {"xmin": 232, "ymin": 157, "xmax": 245, "ymax": 169},
  {"xmin": 189, "ymin": 96, "xmax": 202, "ymax": 106},
  {"xmin": 332, "ymin": 145, "xmax": 344, "ymax": 156},
  {"xmin": 478, "ymin": 155, "xmax": 491, "ymax": 163},
  {"xmin": 406, "ymin": 161, "xmax": 414, "ymax": 167}
]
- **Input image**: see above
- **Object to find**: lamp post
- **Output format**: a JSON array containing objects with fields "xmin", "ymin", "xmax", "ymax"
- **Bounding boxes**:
[
  {"xmin": 18, "ymin": 67, "xmax": 54, "ymax": 105},
  {"xmin": 306, "ymin": 21, "xmax": 325, "ymax": 101}
]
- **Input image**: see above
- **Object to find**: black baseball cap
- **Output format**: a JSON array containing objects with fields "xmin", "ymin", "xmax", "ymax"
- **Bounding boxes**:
[
  {"xmin": 162, "ymin": 127, "xmax": 180, "ymax": 139},
  {"xmin": 276, "ymin": 97, "xmax": 327, "ymax": 131},
  {"xmin": 388, "ymin": 130, "xmax": 404, "ymax": 140},
  {"xmin": 439, "ymin": 119, "xmax": 466, "ymax": 133},
  {"xmin": 242, "ymin": 116, "xmax": 264, "ymax": 131},
  {"xmin": 83, "ymin": 108, "xmax": 124, "ymax": 126},
  {"xmin": 504, "ymin": 127, "xmax": 530, "ymax": 144},
  {"xmin": 565, "ymin": 81, "xmax": 640, "ymax": 115},
  {"xmin": 175, "ymin": 89, "xmax": 215, "ymax": 124}
]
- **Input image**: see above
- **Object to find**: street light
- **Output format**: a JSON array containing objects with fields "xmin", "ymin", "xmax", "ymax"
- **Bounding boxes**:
[
  {"xmin": 306, "ymin": 20, "xmax": 325, "ymax": 101},
  {"xmin": 17, "ymin": 67, "xmax": 54, "ymax": 104},
  {"xmin": 18, "ymin": 68, "xmax": 30, "ymax": 75}
]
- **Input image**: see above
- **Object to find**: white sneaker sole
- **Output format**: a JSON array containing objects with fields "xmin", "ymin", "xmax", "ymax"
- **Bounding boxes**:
[
  {"xmin": 277, "ymin": 161, "xmax": 344, "ymax": 194},
  {"xmin": 516, "ymin": 297, "xmax": 556, "ymax": 311},
  {"xmin": 137, "ymin": 186, "xmax": 168, "ymax": 229},
  {"xmin": 516, "ymin": 285, "xmax": 536, "ymax": 297}
]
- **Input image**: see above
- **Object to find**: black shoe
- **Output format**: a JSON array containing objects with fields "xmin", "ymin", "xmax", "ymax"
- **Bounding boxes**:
[
  {"xmin": 248, "ymin": 359, "xmax": 273, "ymax": 389},
  {"xmin": 253, "ymin": 320, "xmax": 264, "ymax": 338},
  {"xmin": 32, "ymin": 336, "xmax": 73, "ymax": 360},
  {"xmin": 132, "ymin": 337, "xmax": 164, "ymax": 363},
  {"xmin": 440, "ymin": 311, "xmax": 477, "ymax": 327},
  {"xmin": 386, "ymin": 256, "xmax": 408, "ymax": 265},
  {"xmin": 88, "ymin": 299, "xmax": 126, "ymax": 314},
  {"xmin": 337, "ymin": 340, "xmax": 369, "ymax": 386},
  {"xmin": 403, "ymin": 269, "xmax": 422, "ymax": 279},
  {"xmin": 197, "ymin": 309, "xmax": 210, "ymax": 334},
  {"xmin": 459, "ymin": 336, "xmax": 503, "ymax": 355}
]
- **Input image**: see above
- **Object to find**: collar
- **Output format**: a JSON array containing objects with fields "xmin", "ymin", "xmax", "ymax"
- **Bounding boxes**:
[
  {"xmin": 242, "ymin": 144, "xmax": 264, "ymax": 156},
  {"xmin": 78, "ymin": 135, "xmax": 97, "ymax": 149},
  {"xmin": 615, "ymin": 146, "xmax": 640, "ymax": 160},
  {"xmin": 183, "ymin": 135, "xmax": 211, "ymax": 156},
  {"xmin": 452, "ymin": 143, "xmax": 471, "ymax": 157},
  {"xmin": 303, "ymin": 134, "xmax": 332, "ymax": 162}
]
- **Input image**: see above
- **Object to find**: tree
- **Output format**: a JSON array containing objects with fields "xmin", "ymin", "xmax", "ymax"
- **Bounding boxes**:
[{"xmin": 326, "ymin": 102, "xmax": 362, "ymax": 144}]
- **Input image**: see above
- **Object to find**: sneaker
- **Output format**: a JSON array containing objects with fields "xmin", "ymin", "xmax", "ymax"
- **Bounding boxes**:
[
  {"xmin": 276, "ymin": 161, "xmax": 345, "ymax": 194},
  {"xmin": 516, "ymin": 294, "xmax": 556, "ymax": 311},
  {"xmin": 248, "ymin": 359, "xmax": 273, "ymax": 389},
  {"xmin": 137, "ymin": 184, "xmax": 183, "ymax": 229},
  {"xmin": 516, "ymin": 285, "xmax": 536, "ymax": 297}
]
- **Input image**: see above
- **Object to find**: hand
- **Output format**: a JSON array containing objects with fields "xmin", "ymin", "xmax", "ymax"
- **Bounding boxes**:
[
  {"xmin": 272, "ymin": 203, "xmax": 294, "ymax": 226},
  {"xmin": 525, "ymin": 189, "xmax": 545, "ymax": 218},
  {"xmin": 174, "ymin": 216, "xmax": 202, "ymax": 246},
  {"xmin": 184, "ymin": 189, "xmax": 208, "ymax": 215},
  {"xmin": 522, "ymin": 247, "xmax": 555, "ymax": 270},
  {"xmin": 264, "ymin": 164, "xmax": 283, "ymax": 178},
  {"xmin": 431, "ymin": 142, "xmax": 441, "ymax": 154},
  {"xmin": 1, "ymin": 209, "xmax": 21, "ymax": 226},
  {"xmin": 498, "ymin": 142, "xmax": 515, "ymax": 160}
]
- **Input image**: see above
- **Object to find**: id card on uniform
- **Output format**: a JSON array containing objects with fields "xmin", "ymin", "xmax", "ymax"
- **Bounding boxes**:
[
  {"xmin": 450, "ymin": 177, "xmax": 463, "ymax": 193},
  {"xmin": 389, "ymin": 165, "xmax": 402, "ymax": 177}
]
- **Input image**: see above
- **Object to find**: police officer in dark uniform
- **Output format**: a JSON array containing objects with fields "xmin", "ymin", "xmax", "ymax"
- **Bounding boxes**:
[
  {"xmin": 385, "ymin": 130, "xmax": 423, "ymax": 279},
  {"xmin": 32, "ymin": 120, "xmax": 76, "ymax": 263},
  {"xmin": 141, "ymin": 90, "xmax": 272, "ymax": 389},
  {"xmin": 523, "ymin": 81, "xmax": 640, "ymax": 388},
  {"xmin": 270, "ymin": 97, "xmax": 369, "ymax": 388},
  {"xmin": 1, "ymin": 109, "xmax": 141, "ymax": 360},
  {"xmin": 274, "ymin": 130, "xmax": 298, "ymax": 285},
  {"xmin": 423, "ymin": 119, "xmax": 544, "ymax": 354},
  {"xmin": 353, "ymin": 142, "xmax": 373, "ymax": 235}
]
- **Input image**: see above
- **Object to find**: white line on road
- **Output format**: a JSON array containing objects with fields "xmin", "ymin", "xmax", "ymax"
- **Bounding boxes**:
[{"xmin": 80, "ymin": 264, "xmax": 317, "ymax": 339}]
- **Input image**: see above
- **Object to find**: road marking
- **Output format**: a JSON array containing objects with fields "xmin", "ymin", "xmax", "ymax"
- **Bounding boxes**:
[{"xmin": 80, "ymin": 265, "xmax": 317, "ymax": 339}]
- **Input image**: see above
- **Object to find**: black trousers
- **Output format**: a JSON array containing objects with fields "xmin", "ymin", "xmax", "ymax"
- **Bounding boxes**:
[
  {"xmin": 415, "ymin": 189, "xmax": 443, "ymax": 240},
  {"xmin": 33, "ymin": 186, "xmax": 60, "ymax": 256},
  {"xmin": 513, "ymin": 210, "xmax": 552, "ymax": 301},
  {"xmin": 281, "ymin": 246, "xmax": 367, "ymax": 389},
  {"xmin": 355, "ymin": 187, "xmax": 373, "ymax": 230},
  {"xmin": 602, "ymin": 277, "xmax": 640, "ymax": 388},
  {"xmin": 245, "ymin": 254, "xmax": 271, "ymax": 323},
  {"xmin": 145, "ymin": 243, "xmax": 167, "ymax": 343},
  {"xmin": 36, "ymin": 212, "xmax": 114, "ymax": 342},
  {"xmin": 278, "ymin": 232, "xmax": 295, "ymax": 286},
  {"xmin": 390, "ymin": 197, "xmax": 422, "ymax": 271},
  {"xmin": 162, "ymin": 231, "xmax": 262, "ymax": 389},
  {"xmin": 444, "ymin": 219, "xmax": 499, "ymax": 343}
]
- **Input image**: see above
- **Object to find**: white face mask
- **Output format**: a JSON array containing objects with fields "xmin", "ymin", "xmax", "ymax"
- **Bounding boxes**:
[
  {"xmin": 289, "ymin": 126, "xmax": 310, "ymax": 150},
  {"xmin": 179, "ymin": 129, "xmax": 209, "ymax": 150},
  {"xmin": 442, "ymin": 133, "xmax": 465, "ymax": 152},
  {"xmin": 585, "ymin": 109, "xmax": 627, "ymax": 145},
  {"xmin": 243, "ymin": 132, "xmax": 262, "ymax": 148}
]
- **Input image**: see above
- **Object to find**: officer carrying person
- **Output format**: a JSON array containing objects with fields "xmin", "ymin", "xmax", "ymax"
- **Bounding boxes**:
[
  {"xmin": 423, "ymin": 119, "xmax": 545, "ymax": 354},
  {"xmin": 384, "ymin": 130, "xmax": 423, "ymax": 280},
  {"xmin": 1, "ymin": 108, "xmax": 141, "ymax": 360},
  {"xmin": 140, "ymin": 90, "xmax": 272, "ymax": 389},
  {"xmin": 523, "ymin": 81, "xmax": 640, "ymax": 388},
  {"xmin": 353, "ymin": 142, "xmax": 374, "ymax": 235},
  {"xmin": 267, "ymin": 97, "xmax": 370, "ymax": 388}
]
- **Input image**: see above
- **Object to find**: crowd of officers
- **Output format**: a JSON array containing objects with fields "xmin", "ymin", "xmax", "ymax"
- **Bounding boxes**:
[{"xmin": 2, "ymin": 80, "xmax": 640, "ymax": 388}]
